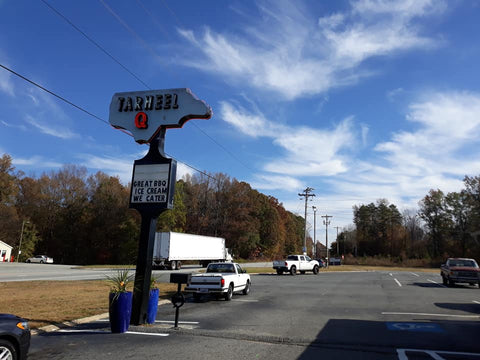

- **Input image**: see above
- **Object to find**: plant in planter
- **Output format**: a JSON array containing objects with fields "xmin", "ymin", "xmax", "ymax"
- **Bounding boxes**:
[
  {"xmin": 106, "ymin": 269, "xmax": 134, "ymax": 333},
  {"xmin": 147, "ymin": 276, "xmax": 160, "ymax": 324}
]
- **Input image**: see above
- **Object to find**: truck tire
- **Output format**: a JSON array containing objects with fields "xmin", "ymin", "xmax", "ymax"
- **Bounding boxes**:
[
  {"xmin": 313, "ymin": 265, "xmax": 319, "ymax": 275},
  {"xmin": 170, "ymin": 261, "xmax": 177, "ymax": 270},
  {"xmin": 176, "ymin": 261, "xmax": 182, "ymax": 270},
  {"xmin": 224, "ymin": 284, "xmax": 233, "ymax": 301},
  {"xmin": 442, "ymin": 275, "xmax": 447, "ymax": 286},
  {"xmin": 242, "ymin": 281, "xmax": 250, "ymax": 295},
  {"xmin": 290, "ymin": 266, "xmax": 296, "ymax": 276}
]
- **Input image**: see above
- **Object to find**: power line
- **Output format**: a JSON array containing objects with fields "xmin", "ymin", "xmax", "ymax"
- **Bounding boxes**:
[
  {"xmin": 41, "ymin": 0, "xmax": 150, "ymax": 90},
  {"xmin": 46, "ymin": 0, "xmax": 254, "ymax": 172},
  {"xmin": 0, "ymin": 63, "xmax": 221, "ymax": 183},
  {"xmin": 0, "ymin": 63, "xmax": 108, "ymax": 126}
]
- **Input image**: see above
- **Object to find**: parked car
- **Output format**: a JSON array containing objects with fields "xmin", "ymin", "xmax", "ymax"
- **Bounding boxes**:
[
  {"xmin": 26, "ymin": 255, "xmax": 53, "ymax": 264},
  {"xmin": 315, "ymin": 258, "xmax": 326, "ymax": 268},
  {"xmin": 440, "ymin": 258, "xmax": 480, "ymax": 287},
  {"xmin": 0, "ymin": 313, "xmax": 30, "ymax": 360}
]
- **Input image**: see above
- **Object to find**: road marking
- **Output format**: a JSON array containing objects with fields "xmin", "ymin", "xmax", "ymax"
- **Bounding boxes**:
[
  {"xmin": 383, "ymin": 312, "xmax": 480, "ymax": 318},
  {"xmin": 387, "ymin": 322, "xmax": 444, "ymax": 333},
  {"xmin": 397, "ymin": 348, "xmax": 480, "ymax": 360},
  {"xmin": 126, "ymin": 331, "xmax": 169, "ymax": 337},
  {"xmin": 410, "ymin": 272, "xmax": 419, "ymax": 277},
  {"xmin": 155, "ymin": 320, "xmax": 200, "ymax": 324},
  {"xmin": 394, "ymin": 278, "xmax": 402, "ymax": 287},
  {"xmin": 473, "ymin": 300, "xmax": 480, "ymax": 305},
  {"xmin": 232, "ymin": 299, "xmax": 259, "ymax": 302},
  {"xmin": 57, "ymin": 329, "xmax": 110, "ymax": 334},
  {"xmin": 389, "ymin": 273, "xmax": 393, "ymax": 277},
  {"xmin": 427, "ymin": 279, "xmax": 446, "ymax": 287}
]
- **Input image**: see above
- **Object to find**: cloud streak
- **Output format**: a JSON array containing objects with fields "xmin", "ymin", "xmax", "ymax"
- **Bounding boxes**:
[{"xmin": 177, "ymin": 0, "xmax": 445, "ymax": 99}]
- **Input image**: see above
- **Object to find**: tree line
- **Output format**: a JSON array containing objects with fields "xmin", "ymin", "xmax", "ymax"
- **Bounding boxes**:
[
  {"xmin": 1, "ymin": 154, "xmax": 305, "ymax": 264},
  {"xmin": 334, "ymin": 175, "xmax": 480, "ymax": 263}
]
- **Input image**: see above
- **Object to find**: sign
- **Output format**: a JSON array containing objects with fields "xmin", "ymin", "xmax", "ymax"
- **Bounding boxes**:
[
  {"xmin": 129, "ymin": 159, "xmax": 176, "ymax": 212},
  {"xmin": 109, "ymin": 88, "xmax": 212, "ymax": 144},
  {"xmin": 131, "ymin": 164, "xmax": 170, "ymax": 204}
]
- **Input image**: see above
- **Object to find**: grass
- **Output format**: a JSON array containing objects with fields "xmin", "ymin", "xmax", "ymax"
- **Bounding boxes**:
[
  {"xmin": 1, "ymin": 264, "xmax": 437, "ymax": 329},
  {"xmin": 0, "ymin": 280, "xmax": 180, "ymax": 329}
]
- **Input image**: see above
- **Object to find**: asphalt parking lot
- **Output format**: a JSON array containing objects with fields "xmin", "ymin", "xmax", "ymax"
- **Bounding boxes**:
[{"xmin": 28, "ymin": 270, "xmax": 480, "ymax": 359}]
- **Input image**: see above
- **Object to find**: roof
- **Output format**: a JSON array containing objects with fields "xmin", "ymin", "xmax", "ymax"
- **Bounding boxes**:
[{"xmin": 0, "ymin": 240, "xmax": 13, "ymax": 249}]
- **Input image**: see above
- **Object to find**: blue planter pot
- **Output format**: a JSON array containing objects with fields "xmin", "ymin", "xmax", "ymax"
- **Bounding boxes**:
[
  {"xmin": 109, "ymin": 291, "xmax": 132, "ymax": 333},
  {"xmin": 147, "ymin": 288, "xmax": 159, "ymax": 324}
]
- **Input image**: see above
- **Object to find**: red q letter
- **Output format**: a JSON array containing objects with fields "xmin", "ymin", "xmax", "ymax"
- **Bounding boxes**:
[{"xmin": 135, "ymin": 112, "xmax": 148, "ymax": 129}]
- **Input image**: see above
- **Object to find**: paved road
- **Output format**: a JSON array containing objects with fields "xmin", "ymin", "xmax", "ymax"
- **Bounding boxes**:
[
  {"xmin": 28, "ymin": 270, "xmax": 480, "ymax": 359},
  {"xmin": 0, "ymin": 262, "xmax": 271, "ymax": 282}
]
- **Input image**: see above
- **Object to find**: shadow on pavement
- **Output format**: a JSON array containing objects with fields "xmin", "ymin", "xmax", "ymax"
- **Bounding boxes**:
[{"xmin": 296, "ymin": 318, "xmax": 480, "ymax": 359}]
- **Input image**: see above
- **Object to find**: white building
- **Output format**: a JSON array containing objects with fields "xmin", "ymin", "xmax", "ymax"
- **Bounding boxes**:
[{"xmin": 0, "ymin": 240, "xmax": 13, "ymax": 262}]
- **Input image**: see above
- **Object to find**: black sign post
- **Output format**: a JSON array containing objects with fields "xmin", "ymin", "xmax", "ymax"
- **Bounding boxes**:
[
  {"xmin": 130, "ymin": 128, "xmax": 176, "ymax": 325},
  {"xmin": 108, "ymin": 88, "xmax": 212, "ymax": 326}
]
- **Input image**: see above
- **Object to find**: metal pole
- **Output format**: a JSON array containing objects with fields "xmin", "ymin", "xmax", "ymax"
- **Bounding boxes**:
[
  {"xmin": 313, "ymin": 207, "xmax": 316, "ymax": 257},
  {"xmin": 322, "ymin": 215, "xmax": 332, "ymax": 268},
  {"xmin": 335, "ymin": 226, "xmax": 340, "ymax": 255}
]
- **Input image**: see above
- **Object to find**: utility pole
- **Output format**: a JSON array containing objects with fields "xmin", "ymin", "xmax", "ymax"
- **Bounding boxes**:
[
  {"xmin": 334, "ymin": 226, "xmax": 341, "ymax": 256},
  {"xmin": 298, "ymin": 187, "xmax": 315, "ymax": 255},
  {"xmin": 312, "ymin": 206, "xmax": 317, "ymax": 257},
  {"xmin": 17, "ymin": 220, "xmax": 29, "ymax": 262},
  {"xmin": 321, "ymin": 214, "xmax": 332, "ymax": 267}
]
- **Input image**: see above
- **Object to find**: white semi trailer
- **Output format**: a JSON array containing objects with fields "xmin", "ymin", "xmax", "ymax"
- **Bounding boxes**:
[{"xmin": 152, "ymin": 232, "xmax": 233, "ymax": 270}]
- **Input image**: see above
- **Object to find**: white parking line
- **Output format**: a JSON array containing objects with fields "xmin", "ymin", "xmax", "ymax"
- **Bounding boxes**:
[
  {"xmin": 155, "ymin": 320, "xmax": 199, "ymax": 324},
  {"xmin": 410, "ymin": 272, "xmax": 419, "ymax": 277},
  {"xmin": 397, "ymin": 348, "xmax": 480, "ymax": 360},
  {"xmin": 427, "ymin": 279, "xmax": 446, "ymax": 287},
  {"xmin": 473, "ymin": 300, "xmax": 480, "ymax": 305},
  {"xmin": 126, "ymin": 331, "xmax": 169, "ymax": 337},
  {"xmin": 394, "ymin": 278, "xmax": 402, "ymax": 287},
  {"xmin": 383, "ymin": 312, "xmax": 480, "ymax": 318}
]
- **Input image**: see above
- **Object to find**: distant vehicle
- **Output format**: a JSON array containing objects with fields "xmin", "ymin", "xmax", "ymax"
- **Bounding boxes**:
[
  {"xmin": 0, "ymin": 313, "xmax": 30, "ymax": 360},
  {"xmin": 25, "ymin": 255, "xmax": 53, "ymax": 264},
  {"xmin": 440, "ymin": 258, "xmax": 480, "ymax": 287},
  {"xmin": 273, "ymin": 255, "xmax": 320, "ymax": 275},
  {"xmin": 329, "ymin": 257, "xmax": 342, "ymax": 266},
  {"xmin": 185, "ymin": 262, "xmax": 251, "ymax": 301},
  {"xmin": 153, "ymin": 232, "xmax": 233, "ymax": 270},
  {"xmin": 315, "ymin": 258, "xmax": 326, "ymax": 268}
]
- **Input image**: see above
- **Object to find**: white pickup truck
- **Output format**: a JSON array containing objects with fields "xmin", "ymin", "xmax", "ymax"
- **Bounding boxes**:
[
  {"xmin": 273, "ymin": 255, "xmax": 320, "ymax": 275},
  {"xmin": 185, "ymin": 262, "xmax": 251, "ymax": 301}
]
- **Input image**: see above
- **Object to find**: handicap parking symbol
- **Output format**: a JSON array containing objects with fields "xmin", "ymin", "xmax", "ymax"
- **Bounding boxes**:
[{"xmin": 386, "ymin": 322, "xmax": 444, "ymax": 333}]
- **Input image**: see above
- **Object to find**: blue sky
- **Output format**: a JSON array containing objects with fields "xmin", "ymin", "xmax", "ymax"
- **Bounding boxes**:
[{"xmin": 1, "ymin": 0, "xmax": 480, "ymax": 245}]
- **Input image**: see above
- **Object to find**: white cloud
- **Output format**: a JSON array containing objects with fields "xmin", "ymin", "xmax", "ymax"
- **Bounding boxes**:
[
  {"xmin": 12, "ymin": 155, "xmax": 62, "ymax": 169},
  {"xmin": 177, "ymin": 0, "xmax": 445, "ymax": 99},
  {"xmin": 220, "ymin": 102, "xmax": 356, "ymax": 179},
  {"xmin": 79, "ymin": 153, "xmax": 134, "ymax": 184},
  {"xmin": 250, "ymin": 174, "xmax": 304, "ymax": 191},
  {"xmin": 0, "ymin": 67, "xmax": 14, "ymax": 96},
  {"xmin": 25, "ymin": 115, "xmax": 78, "ymax": 139}
]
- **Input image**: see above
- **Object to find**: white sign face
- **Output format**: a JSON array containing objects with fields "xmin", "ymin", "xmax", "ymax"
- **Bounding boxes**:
[
  {"xmin": 131, "ymin": 164, "xmax": 170, "ymax": 204},
  {"xmin": 109, "ymin": 88, "xmax": 212, "ymax": 144}
]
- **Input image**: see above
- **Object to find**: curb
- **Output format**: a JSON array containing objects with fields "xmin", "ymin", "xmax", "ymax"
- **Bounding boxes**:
[{"xmin": 32, "ymin": 299, "xmax": 171, "ymax": 335}]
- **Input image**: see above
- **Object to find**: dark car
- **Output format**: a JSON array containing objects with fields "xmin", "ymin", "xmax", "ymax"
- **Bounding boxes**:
[
  {"xmin": 315, "ymin": 259, "xmax": 326, "ymax": 268},
  {"xmin": 0, "ymin": 314, "xmax": 30, "ymax": 360}
]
